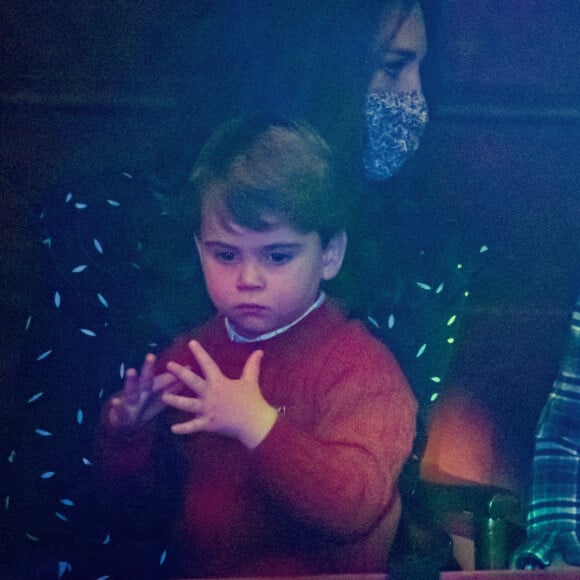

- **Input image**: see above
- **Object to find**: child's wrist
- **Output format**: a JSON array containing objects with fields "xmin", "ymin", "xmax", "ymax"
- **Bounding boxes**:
[{"xmin": 240, "ymin": 404, "xmax": 279, "ymax": 450}]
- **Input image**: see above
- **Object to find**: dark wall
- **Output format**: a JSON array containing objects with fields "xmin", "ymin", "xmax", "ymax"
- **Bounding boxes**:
[
  {"xmin": 430, "ymin": 0, "xmax": 579, "ymax": 487},
  {"xmin": 0, "ymin": 0, "xmax": 230, "ymax": 442},
  {"xmin": 421, "ymin": 114, "xmax": 578, "ymax": 486}
]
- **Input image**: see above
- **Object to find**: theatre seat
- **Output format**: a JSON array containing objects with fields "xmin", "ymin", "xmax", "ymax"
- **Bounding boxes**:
[{"xmin": 388, "ymin": 437, "xmax": 524, "ymax": 578}]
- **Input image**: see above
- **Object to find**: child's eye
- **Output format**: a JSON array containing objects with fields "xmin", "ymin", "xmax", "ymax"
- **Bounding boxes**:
[
  {"xmin": 215, "ymin": 250, "xmax": 237, "ymax": 263},
  {"xmin": 267, "ymin": 252, "xmax": 293, "ymax": 265}
]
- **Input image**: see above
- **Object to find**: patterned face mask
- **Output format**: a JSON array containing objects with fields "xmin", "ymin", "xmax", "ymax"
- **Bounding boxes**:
[{"xmin": 363, "ymin": 91, "xmax": 429, "ymax": 181}]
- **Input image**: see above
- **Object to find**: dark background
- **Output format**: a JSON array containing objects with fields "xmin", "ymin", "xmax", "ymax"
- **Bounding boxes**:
[{"xmin": 0, "ymin": 0, "xmax": 578, "ymax": 573}]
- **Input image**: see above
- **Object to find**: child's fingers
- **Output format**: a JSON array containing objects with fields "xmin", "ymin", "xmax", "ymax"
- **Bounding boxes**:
[
  {"xmin": 123, "ymin": 368, "xmax": 140, "ymax": 405},
  {"xmin": 241, "ymin": 349, "xmax": 264, "ymax": 383},
  {"xmin": 108, "ymin": 398, "xmax": 132, "ymax": 427},
  {"xmin": 170, "ymin": 416, "xmax": 209, "ymax": 436},
  {"xmin": 138, "ymin": 353, "xmax": 157, "ymax": 389},
  {"xmin": 187, "ymin": 340, "xmax": 221, "ymax": 380},
  {"xmin": 152, "ymin": 372, "xmax": 180, "ymax": 393},
  {"xmin": 162, "ymin": 392, "xmax": 202, "ymax": 414},
  {"xmin": 165, "ymin": 380, "xmax": 184, "ymax": 397},
  {"xmin": 166, "ymin": 361, "xmax": 206, "ymax": 396}
]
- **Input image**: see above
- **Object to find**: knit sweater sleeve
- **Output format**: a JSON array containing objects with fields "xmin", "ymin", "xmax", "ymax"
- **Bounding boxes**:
[
  {"xmin": 95, "ymin": 398, "xmax": 158, "ymax": 480},
  {"xmin": 251, "ymin": 323, "xmax": 417, "ymax": 539}
]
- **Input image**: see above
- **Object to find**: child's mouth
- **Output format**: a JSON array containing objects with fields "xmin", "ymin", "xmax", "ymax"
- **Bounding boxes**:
[{"xmin": 235, "ymin": 304, "xmax": 267, "ymax": 315}]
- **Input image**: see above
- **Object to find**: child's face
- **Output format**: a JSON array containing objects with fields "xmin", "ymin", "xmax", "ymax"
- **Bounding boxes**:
[{"xmin": 196, "ymin": 204, "xmax": 344, "ymax": 339}]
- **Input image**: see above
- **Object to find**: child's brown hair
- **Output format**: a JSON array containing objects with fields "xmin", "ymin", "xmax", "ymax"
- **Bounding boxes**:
[{"xmin": 186, "ymin": 116, "xmax": 347, "ymax": 247}]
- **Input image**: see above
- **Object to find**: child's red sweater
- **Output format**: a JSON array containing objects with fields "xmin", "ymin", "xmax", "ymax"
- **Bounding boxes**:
[{"xmin": 98, "ymin": 300, "xmax": 416, "ymax": 577}]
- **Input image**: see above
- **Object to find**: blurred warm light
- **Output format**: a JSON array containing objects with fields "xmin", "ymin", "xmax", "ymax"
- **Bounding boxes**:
[{"xmin": 420, "ymin": 389, "xmax": 498, "ymax": 485}]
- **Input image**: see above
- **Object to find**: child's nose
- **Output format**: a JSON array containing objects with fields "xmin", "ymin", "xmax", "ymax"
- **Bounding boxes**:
[{"xmin": 236, "ymin": 260, "xmax": 264, "ymax": 290}]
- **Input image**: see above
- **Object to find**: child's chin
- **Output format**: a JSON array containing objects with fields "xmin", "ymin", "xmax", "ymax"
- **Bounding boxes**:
[
  {"xmin": 237, "ymin": 326, "xmax": 270, "ymax": 340},
  {"xmin": 230, "ymin": 320, "xmax": 272, "ymax": 340},
  {"xmin": 229, "ymin": 312, "xmax": 274, "ymax": 338}
]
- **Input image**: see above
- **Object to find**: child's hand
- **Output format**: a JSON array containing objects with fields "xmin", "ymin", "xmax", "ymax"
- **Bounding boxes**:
[
  {"xmin": 162, "ymin": 340, "xmax": 278, "ymax": 449},
  {"xmin": 108, "ymin": 354, "xmax": 181, "ymax": 433}
]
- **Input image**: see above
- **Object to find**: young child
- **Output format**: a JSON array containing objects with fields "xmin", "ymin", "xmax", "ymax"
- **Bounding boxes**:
[{"xmin": 98, "ymin": 116, "xmax": 417, "ymax": 577}]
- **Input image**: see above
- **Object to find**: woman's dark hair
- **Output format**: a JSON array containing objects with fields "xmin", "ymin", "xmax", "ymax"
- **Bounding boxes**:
[{"xmin": 183, "ymin": 116, "xmax": 348, "ymax": 247}]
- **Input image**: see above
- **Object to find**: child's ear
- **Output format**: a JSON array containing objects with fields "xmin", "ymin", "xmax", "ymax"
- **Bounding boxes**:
[{"xmin": 321, "ymin": 231, "xmax": 347, "ymax": 281}]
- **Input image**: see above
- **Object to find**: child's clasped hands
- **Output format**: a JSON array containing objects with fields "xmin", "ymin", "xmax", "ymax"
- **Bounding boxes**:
[{"xmin": 108, "ymin": 340, "xmax": 278, "ymax": 449}]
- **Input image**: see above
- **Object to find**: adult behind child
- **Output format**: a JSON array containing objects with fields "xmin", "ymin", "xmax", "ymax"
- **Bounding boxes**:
[
  {"xmin": 229, "ymin": 0, "xmax": 485, "ymax": 417},
  {"xmin": 97, "ymin": 117, "xmax": 417, "ymax": 577}
]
